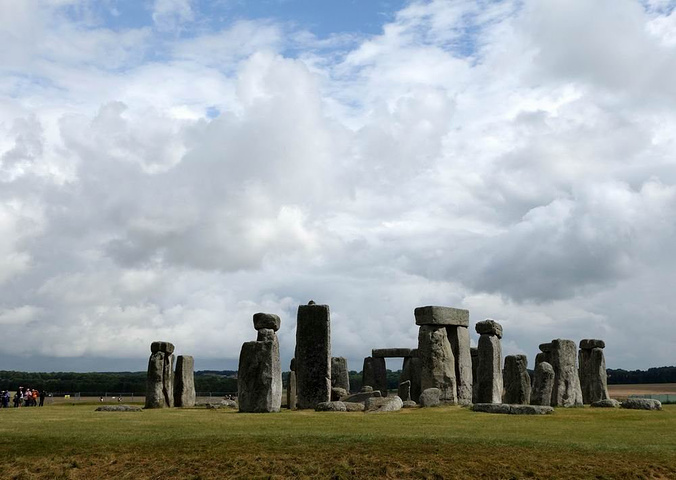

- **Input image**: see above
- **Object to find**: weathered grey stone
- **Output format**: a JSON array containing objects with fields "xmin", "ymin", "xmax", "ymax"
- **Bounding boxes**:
[
  {"xmin": 220, "ymin": 399, "xmax": 238, "ymax": 408},
  {"xmin": 398, "ymin": 380, "xmax": 411, "ymax": 401},
  {"xmin": 470, "ymin": 347, "xmax": 478, "ymax": 403},
  {"xmin": 534, "ymin": 352, "xmax": 549, "ymax": 371},
  {"xmin": 96, "ymin": 405, "xmax": 142, "ymax": 412},
  {"xmin": 400, "ymin": 356, "xmax": 422, "ymax": 403},
  {"xmin": 550, "ymin": 339, "xmax": 583, "ymax": 407},
  {"xmin": 331, "ymin": 357, "xmax": 350, "ymax": 392},
  {"xmin": 257, "ymin": 328, "xmax": 276, "ymax": 342},
  {"xmin": 503, "ymin": 354, "xmax": 531, "ymax": 405},
  {"xmin": 343, "ymin": 390, "xmax": 381, "ymax": 403},
  {"xmin": 621, "ymin": 398, "xmax": 662, "ymax": 410},
  {"xmin": 362, "ymin": 356, "xmax": 388, "ymax": 396},
  {"xmin": 531, "ymin": 361, "xmax": 555, "ymax": 406},
  {"xmin": 591, "ymin": 399, "xmax": 621, "ymax": 408},
  {"xmin": 579, "ymin": 345, "xmax": 609, "ymax": 404},
  {"xmin": 475, "ymin": 319, "xmax": 503, "ymax": 339},
  {"xmin": 145, "ymin": 347, "xmax": 174, "ymax": 409},
  {"xmin": 151, "ymin": 341, "xmax": 175, "ymax": 354},
  {"xmin": 315, "ymin": 401, "xmax": 347, "ymax": 412},
  {"xmin": 415, "ymin": 306, "xmax": 469, "ymax": 327},
  {"xmin": 365, "ymin": 395, "xmax": 403, "ymax": 413},
  {"xmin": 476, "ymin": 330, "xmax": 502, "ymax": 404},
  {"xmin": 402, "ymin": 400, "xmax": 418, "ymax": 408},
  {"xmin": 579, "ymin": 339, "xmax": 605, "ymax": 350},
  {"xmin": 290, "ymin": 358, "xmax": 296, "ymax": 371},
  {"xmin": 344, "ymin": 402, "xmax": 366, "ymax": 412},
  {"xmin": 253, "ymin": 312, "xmax": 281, "ymax": 332},
  {"xmin": 409, "ymin": 348, "xmax": 419, "ymax": 358},
  {"xmin": 539, "ymin": 343, "xmax": 553, "ymax": 353},
  {"xmin": 372, "ymin": 348, "xmax": 412, "ymax": 358},
  {"xmin": 174, "ymin": 355, "xmax": 196, "ymax": 408},
  {"xmin": 418, "ymin": 325, "xmax": 457, "ymax": 404},
  {"xmin": 361, "ymin": 386, "xmax": 373, "ymax": 392},
  {"xmin": 295, "ymin": 303, "xmax": 331, "ymax": 409},
  {"xmin": 419, "ymin": 388, "xmax": 441, "ymax": 407},
  {"xmin": 447, "ymin": 326, "xmax": 472, "ymax": 405},
  {"xmin": 237, "ymin": 337, "xmax": 282, "ymax": 413},
  {"xmin": 473, "ymin": 403, "xmax": 553, "ymax": 415},
  {"xmin": 287, "ymin": 370, "xmax": 297, "ymax": 410},
  {"xmin": 331, "ymin": 387, "xmax": 348, "ymax": 401}
]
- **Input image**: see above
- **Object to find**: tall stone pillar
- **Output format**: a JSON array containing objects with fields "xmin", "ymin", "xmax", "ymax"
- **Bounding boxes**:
[
  {"xmin": 503, "ymin": 354, "xmax": 531, "ymax": 405},
  {"xmin": 287, "ymin": 358, "xmax": 297, "ymax": 410},
  {"xmin": 550, "ymin": 338, "xmax": 583, "ymax": 407},
  {"xmin": 579, "ymin": 339, "xmax": 609, "ymax": 404},
  {"xmin": 174, "ymin": 355, "xmax": 196, "ymax": 408},
  {"xmin": 295, "ymin": 301, "xmax": 331, "ymax": 409},
  {"xmin": 447, "ymin": 322, "xmax": 472, "ymax": 405},
  {"xmin": 470, "ymin": 347, "xmax": 478, "ymax": 403},
  {"xmin": 238, "ymin": 313, "xmax": 282, "ymax": 413},
  {"xmin": 145, "ymin": 341, "xmax": 175, "ymax": 409},
  {"xmin": 362, "ymin": 356, "xmax": 387, "ymax": 396},
  {"xmin": 475, "ymin": 320, "xmax": 503, "ymax": 404},
  {"xmin": 331, "ymin": 357, "xmax": 350, "ymax": 393},
  {"xmin": 417, "ymin": 325, "xmax": 457, "ymax": 404},
  {"xmin": 531, "ymin": 361, "xmax": 554, "ymax": 406},
  {"xmin": 535, "ymin": 343, "xmax": 552, "ymax": 371},
  {"xmin": 400, "ymin": 349, "xmax": 422, "ymax": 403}
]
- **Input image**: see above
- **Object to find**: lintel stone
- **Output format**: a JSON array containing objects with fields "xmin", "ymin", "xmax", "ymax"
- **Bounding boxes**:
[
  {"xmin": 414, "ymin": 306, "xmax": 469, "ymax": 327},
  {"xmin": 579, "ymin": 339, "xmax": 605, "ymax": 350},
  {"xmin": 372, "ymin": 348, "xmax": 412, "ymax": 358}
]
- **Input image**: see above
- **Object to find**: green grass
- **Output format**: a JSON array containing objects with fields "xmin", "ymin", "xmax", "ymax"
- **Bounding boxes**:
[{"xmin": 1, "ymin": 404, "xmax": 675, "ymax": 479}]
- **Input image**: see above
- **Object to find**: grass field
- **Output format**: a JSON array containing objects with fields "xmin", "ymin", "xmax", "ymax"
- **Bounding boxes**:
[
  {"xmin": 1, "ymin": 403, "xmax": 675, "ymax": 479},
  {"xmin": 608, "ymin": 383, "xmax": 676, "ymax": 399}
]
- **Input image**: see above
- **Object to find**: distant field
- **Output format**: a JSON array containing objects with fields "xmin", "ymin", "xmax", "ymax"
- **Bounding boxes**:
[
  {"xmin": 0, "ymin": 403, "xmax": 674, "ymax": 479},
  {"xmin": 608, "ymin": 383, "xmax": 676, "ymax": 398}
]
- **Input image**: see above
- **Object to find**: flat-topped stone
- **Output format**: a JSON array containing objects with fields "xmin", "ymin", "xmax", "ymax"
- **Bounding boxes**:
[
  {"xmin": 475, "ymin": 320, "xmax": 503, "ymax": 338},
  {"xmin": 253, "ymin": 313, "xmax": 281, "ymax": 332},
  {"xmin": 473, "ymin": 404, "xmax": 554, "ymax": 415},
  {"xmin": 580, "ymin": 339, "xmax": 605, "ymax": 350},
  {"xmin": 414, "ymin": 306, "xmax": 469, "ymax": 327},
  {"xmin": 372, "ymin": 348, "xmax": 412, "ymax": 358},
  {"xmin": 150, "ymin": 341, "xmax": 175, "ymax": 354},
  {"xmin": 622, "ymin": 398, "xmax": 662, "ymax": 410}
]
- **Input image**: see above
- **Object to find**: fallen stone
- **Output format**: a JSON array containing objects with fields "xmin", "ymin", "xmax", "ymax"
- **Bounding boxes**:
[
  {"xmin": 331, "ymin": 357, "xmax": 350, "ymax": 392},
  {"xmin": 331, "ymin": 387, "xmax": 348, "ymax": 401},
  {"xmin": 419, "ymin": 388, "xmax": 441, "ymax": 407},
  {"xmin": 253, "ymin": 312, "xmax": 281, "ymax": 331},
  {"xmin": 447, "ymin": 325, "xmax": 473, "ymax": 405},
  {"xmin": 550, "ymin": 339, "xmax": 583, "ymax": 407},
  {"xmin": 475, "ymin": 319, "xmax": 503, "ymax": 339},
  {"xmin": 174, "ymin": 355, "xmax": 196, "ymax": 408},
  {"xmin": 344, "ymin": 402, "xmax": 365, "ymax": 412},
  {"xmin": 472, "ymin": 403, "xmax": 553, "ymax": 415},
  {"xmin": 361, "ymin": 386, "xmax": 373, "ymax": 392},
  {"xmin": 419, "ymin": 325, "xmax": 457, "ymax": 403},
  {"xmin": 503, "ymin": 354, "xmax": 531, "ymax": 405},
  {"xmin": 96, "ymin": 405, "xmax": 142, "ymax": 412},
  {"xmin": 398, "ymin": 380, "xmax": 411, "ymax": 402},
  {"xmin": 414, "ymin": 306, "xmax": 469, "ymax": 327},
  {"xmin": 151, "ymin": 341, "xmax": 175, "ymax": 354},
  {"xmin": 591, "ymin": 399, "xmax": 621, "ymax": 408},
  {"xmin": 579, "ymin": 339, "xmax": 605, "ymax": 350},
  {"xmin": 343, "ymin": 391, "xmax": 381, "ymax": 403},
  {"xmin": 220, "ymin": 399, "xmax": 238, "ymax": 408},
  {"xmin": 295, "ymin": 303, "xmax": 331, "ymax": 409},
  {"xmin": 621, "ymin": 398, "xmax": 662, "ymax": 410},
  {"xmin": 315, "ymin": 401, "xmax": 347, "ymax": 412},
  {"xmin": 365, "ymin": 395, "xmax": 403, "ymax": 413},
  {"xmin": 372, "ymin": 348, "xmax": 412, "ymax": 358},
  {"xmin": 402, "ymin": 400, "xmax": 418, "ymax": 408},
  {"xmin": 531, "ymin": 361, "xmax": 555, "ymax": 407}
]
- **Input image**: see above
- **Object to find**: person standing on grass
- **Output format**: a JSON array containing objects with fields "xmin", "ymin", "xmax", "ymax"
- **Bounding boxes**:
[
  {"xmin": 32, "ymin": 389, "xmax": 38, "ymax": 406},
  {"xmin": 39, "ymin": 390, "xmax": 46, "ymax": 407}
]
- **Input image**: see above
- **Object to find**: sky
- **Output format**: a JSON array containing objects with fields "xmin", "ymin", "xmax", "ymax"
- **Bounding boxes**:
[{"xmin": 1, "ymin": 0, "xmax": 676, "ymax": 373}]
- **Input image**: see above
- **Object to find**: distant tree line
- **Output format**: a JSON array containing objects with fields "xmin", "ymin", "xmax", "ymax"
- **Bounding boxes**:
[{"xmin": 607, "ymin": 367, "xmax": 676, "ymax": 384}]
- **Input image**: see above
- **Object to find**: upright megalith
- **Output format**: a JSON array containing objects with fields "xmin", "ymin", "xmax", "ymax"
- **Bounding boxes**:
[
  {"xmin": 475, "ymin": 320, "xmax": 503, "ymax": 404},
  {"xmin": 549, "ymin": 339, "xmax": 583, "ymax": 407},
  {"xmin": 400, "ymin": 350, "xmax": 422, "ymax": 403},
  {"xmin": 531, "ymin": 361, "xmax": 555, "ymax": 406},
  {"xmin": 398, "ymin": 380, "xmax": 411, "ymax": 402},
  {"xmin": 287, "ymin": 358, "xmax": 297, "ymax": 410},
  {"xmin": 447, "ymin": 323, "xmax": 473, "ymax": 405},
  {"xmin": 503, "ymin": 354, "xmax": 531, "ymax": 405},
  {"xmin": 579, "ymin": 339, "xmax": 609, "ymax": 404},
  {"xmin": 145, "ymin": 341, "xmax": 175, "ymax": 409},
  {"xmin": 535, "ymin": 343, "xmax": 552, "ymax": 371},
  {"xmin": 418, "ymin": 325, "xmax": 457, "ymax": 404},
  {"xmin": 174, "ymin": 355, "xmax": 196, "ymax": 408},
  {"xmin": 331, "ymin": 357, "xmax": 350, "ymax": 393},
  {"xmin": 295, "ymin": 302, "xmax": 331, "ymax": 409},
  {"xmin": 470, "ymin": 347, "xmax": 478, "ymax": 402},
  {"xmin": 362, "ymin": 356, "xmax": 387, "ymax": 396},
  {"xmin": 238, "ymin": 313, "xmax": 282, "ymax": 413}
]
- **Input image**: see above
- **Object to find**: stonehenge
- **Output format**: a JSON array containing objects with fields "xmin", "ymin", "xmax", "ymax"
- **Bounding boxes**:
[
  {"xmin": 362, "ymin": 356, "xmax": 387, "ymax": 396},
  {"xmin": 237, "ymin": 313, "xmax": 282, "ymax": 413},
  {"xmin": 418, "ymin": 324, "xmax": 457, "ymax": 403},
  {"xmin": 145, "ymin": 341, "xmax": 175, "ymax": 409},
  {"xmin": 295, "ymin": 302, "xmax": 331, "ymax": 409},
  {"xmin": 502, "ymin": 354, "xmax": 530, "ymax": 405},
  {"xmin": 331, "ymin": 357, "xmax": 350, "ymax": 393},
  {"xmin": 400, "ymin": 349, "xmax": 422, "ymax": 402},
  {"xmin": 174, "ymin": 355, "xmax": 196, "ymax": 408},
  {"xmin": 549, "ymin": 339, "xmax": 583, "ymax": 407},
  {"xmin": 579, "ymin": 339, "xmax": 610, "ymax": 404},
  {"xmin": 475, "ymin": 320, "xmax": 503, "ymax": 404},
  {"xmin": 531, "ymin": 361, "xmax": 555, "ymax": 406}
]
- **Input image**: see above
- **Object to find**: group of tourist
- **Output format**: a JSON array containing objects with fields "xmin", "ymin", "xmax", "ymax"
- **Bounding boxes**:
[{"xmin": 0, "ymin": 387, "xmax": 47, "ymax": 407}]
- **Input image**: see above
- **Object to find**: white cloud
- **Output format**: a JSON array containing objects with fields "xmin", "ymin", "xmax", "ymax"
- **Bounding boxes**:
[{"xmin": 152, "ymin": 0, "xmax": 194, "ymax": 32}]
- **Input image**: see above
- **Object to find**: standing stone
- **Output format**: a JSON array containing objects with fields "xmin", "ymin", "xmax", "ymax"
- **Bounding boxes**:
[
  {"xmin": 287, "ymin": 358, "xmax": 297, "ymax": 410},
  {"xmin": 475, "ymin": 320, "xmax": 503, "ymax": 404},
  {"xmin": 531, "ymin": 361, "xmax": 555, "ymax": 406},
  {"xmin": 331, "ymin": 357, "xmax": 350, "ymax": 393},
  {"xmin": 362, "ymin": 356, "xmax": 387, "ymax": 396},
  {"xmin": 174, "ymin": 355, "xmax": 196, "ymax": 408},
  {"xmin": 418, "ymin": 325, "xmax": 457, "ymax": 404},
  {"xmin": 295, "ymin": 302, "xmax": 331, "ymax": 409},
  {"xmin": 502, "ymin": 354, "xmax": 531, "ymax": 405},
  {"xmin": 447, "ymin": 325, "xmax": 472, "ymax": 405},
  {"xmin": 145, "ymin": 341, "xmax": 175, "ymax": 409},
  {"xmin": 237, "ymin": 313, "xmax": 282, "ymax": 413},
  {"xmin": 550, "ymin": 339, "xmax": 583, "ymax": 407},
  {"xmin": 535, "ymin": 343, "xmax": 552, "ymax": 371},
  {"xmin": 398, "ymin": 380, "xmax": 411, "ymax": 402},
  {"xmin": 579, "ymin": 339, "xmax": 610, "ymax": 404},
  {"xmin": 470, "ymin": 347, "xmax": 478, "ymax": 402},
  {"xmin": 400, "ymin": 352, "xmax": 422, "ymax": 403}
]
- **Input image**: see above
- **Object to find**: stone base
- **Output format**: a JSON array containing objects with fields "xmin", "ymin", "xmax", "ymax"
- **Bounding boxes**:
[{"xmin": 472, "ymin": 403, "xmax": 554, "ymax": 415}]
